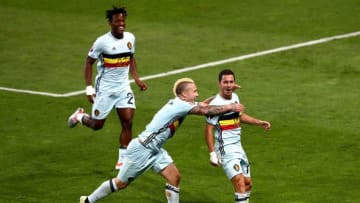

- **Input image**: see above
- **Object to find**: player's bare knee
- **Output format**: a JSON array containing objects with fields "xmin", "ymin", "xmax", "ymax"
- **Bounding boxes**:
[
  {"xmin": 238, "ymin": 180, "xmax": 245, "ymax": 189},
  {"xmin": 245, "ymin": 177, "xmax": 252, "ymax": 191},
  {"xmin": 114, "ymin": 178, "xmax": 128, "ymax": 190},
  {"xmin": 121, "ymin": 120, "xmax": 133, "ymax": 128},
  {"xmin": 232, "ymin": 175, "xmax": 246, "ymax": 192},
  {"xmin": 167, "ymin": 172, "xmax": 181, "ymax": 187},
  {"xmin": 173, "ymin": 173, "xmax": 181, "ymax": 186},
  {"xmin": 246, "ymin": 182, "xmax": 252, "ymax": 191}
]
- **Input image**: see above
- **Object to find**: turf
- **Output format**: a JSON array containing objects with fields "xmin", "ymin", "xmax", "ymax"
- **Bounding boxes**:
[{"xmin": 0, "ymin": 0, "xmax": 359, "ymax": 202}]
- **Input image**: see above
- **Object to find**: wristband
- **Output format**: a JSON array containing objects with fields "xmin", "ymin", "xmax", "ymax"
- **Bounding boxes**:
[
  {"xmin": 86, "ymin": 85, "xmax": 95, "ymax": 95},
  {"xmin": 209, "ymin": 151, "xmax": 221, "ymax": 166},
  {"xmin": 210, "ymin": 151, "xmax": 217, "ymax": 157}
]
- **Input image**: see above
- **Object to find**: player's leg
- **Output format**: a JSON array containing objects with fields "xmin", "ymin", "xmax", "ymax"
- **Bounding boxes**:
[
  {"xmin": 68, "ymin": 92, "xmax": 113, "ymax": 129},
  {"xmin": 79, "ymin": 138, "xmax": 145, "ymax": 203},
  {"xmin": 68, "ymin": 108, "xmax": 106, "ymax": 129},
  {"xmin": 82, "ymin": 117, "xmax": 106, "ymax": 130},
  {"xmin": 232, "ymin": 174, "xmax": 249, "ymax": 202},
  {"xmin": 68, "ymin": 107, "xmax": 88, "ymax": 128},
  {"xmin": 160, "ymin": 164, "xmax": 181, "ymax": 203},
  {"xmin": 244, "ymin": 177, "xmax": 252, "ymax": 203},
  {"xmin": 79, "ymin": 177, "xmax": 128, "ymax": 203},
  {"xmin": 223, "ymin": 158, "xmax": 250, "ymax": 203},
  {"xmin": 115, "ymin": 107, "xmax": 135, "ymax": 169}
]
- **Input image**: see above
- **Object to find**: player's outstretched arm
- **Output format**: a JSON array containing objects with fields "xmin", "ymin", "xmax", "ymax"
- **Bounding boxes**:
[
  {"xmin": 240, "ymin": 113, "xmax": 271, "ymax": 130},
  {"xmin": 190, "ymin": 103, "xmax": 244, "ymax": 116}
]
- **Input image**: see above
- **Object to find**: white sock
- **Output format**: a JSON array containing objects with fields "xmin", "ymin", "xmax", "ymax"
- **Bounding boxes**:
[
  {"xmin": 165, "ymin": 183, "xmax": 179, "ymax": 203},
  {"xmin": 118, "ymin": 147, "xmax": 127, "ymax": 161},
  {"xmin": 76, "ymin": 113, "xmax": 86, "ymax": 124},
  {"xmin": 88, "ymin": 179, "xmax": 118, "ymax": 203},
  {"xmin": 235, "ymin": 192, "xmax": 248, "ymax": 203},
  {"xmin": 245, "ymin": 191, "xmax": 251, "ymax": 203}
]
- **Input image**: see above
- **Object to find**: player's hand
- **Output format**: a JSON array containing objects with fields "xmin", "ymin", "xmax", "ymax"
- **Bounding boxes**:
[
  {"xmin": 232, "ymin": 83, "xmax": 241, "ymax": 90},
  {"xmin": 87, "ymin": 95, "xmax": 95, "ymax": 104},
  {"xmin": 231, "ymin": 103, "xmax": 245, "ymax": 113},
  {"xmin": 209, "ymin": 151, "xmax": 221, "ymax": 167},
  {"xmin": 135, "ymin": 79, "xmax": 147, "ymax": 91},
  {"xmin": 260, "ymin": 120, "xmax": 271, "ymax": 130}
]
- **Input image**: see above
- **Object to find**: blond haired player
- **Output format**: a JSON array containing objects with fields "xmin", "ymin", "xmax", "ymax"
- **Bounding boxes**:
[{"xmin": 79, "ymin": 77, "xmax": 244, "ymax": 203}]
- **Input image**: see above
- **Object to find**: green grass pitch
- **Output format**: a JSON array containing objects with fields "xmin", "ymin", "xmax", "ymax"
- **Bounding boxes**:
[{"xmin": 0, "ymin": 0, "xmax": 359, "ymax": 202}]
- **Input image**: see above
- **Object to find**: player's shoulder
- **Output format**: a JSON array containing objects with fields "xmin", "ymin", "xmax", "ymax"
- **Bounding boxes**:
[
  {"xmin": 93, "ymin": 32, "xmax": 112, "ymax": 43},
  {"xmin": 232, "ymin": 92, "xmax": 240, "ymax": 99},
  {"xmin": 172, "ymin": 97, "xmax": 197, "ymax": 111},
  {"xmin": 209, "ymin": 94, "xmax": 223, "ymax": 104},
  {"xmin": 124, "ymin": 32, "xmax": 135, "ymax": 39}
]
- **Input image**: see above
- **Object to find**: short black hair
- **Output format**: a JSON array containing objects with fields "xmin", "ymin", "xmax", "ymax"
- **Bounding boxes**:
[
  {"xmin": 218, "ymin": 69, "xmax": 235, "ymax": 82},
  {"xmin": 106, "ymin": 6, "xmax": 127, "ymax": 22}
]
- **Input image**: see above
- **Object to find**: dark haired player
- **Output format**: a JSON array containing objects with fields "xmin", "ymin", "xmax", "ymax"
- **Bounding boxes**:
[
  {"xmin": 205, "ymin": 69, "xmax": 271, "ymax": 203},
  {"xmin": 68, "ymin": 6, "xmax": 147, "ymax": 170}
]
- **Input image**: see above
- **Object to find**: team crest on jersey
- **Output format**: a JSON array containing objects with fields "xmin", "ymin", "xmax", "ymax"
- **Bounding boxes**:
[
  {"xmin": 94, "ymin": 109, "xmax": 100, "ymax": 117},
  {"xmin": 127, "ymin": 42, "xmax": 132, "ymax": 50},
  {"xmin": 233, "ymin": 164, "xmax": 240, "ymax": 171}
]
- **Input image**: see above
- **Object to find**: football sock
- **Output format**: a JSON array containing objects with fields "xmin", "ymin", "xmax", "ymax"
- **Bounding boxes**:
[
  {"xmin": 88, "ymin": 179, "xmax": 118, "ymax": 203},
  {"xmin": 165, "ymin": 183, "xmax": 180, "ymax": 203},
  {"xmin": 118, "ymin": 147, "xmax": 127, "ymax": 161},
  {"xmin": 76, "ymin": 113, "xmax": 85, "ymax": 124},
  {"xmin": 235, "ymin": 192, "xmax": 248, "ymax": 203},
  {"xmin": 245, "ymin": 191, "xmax": 251, "ymax": 203}
]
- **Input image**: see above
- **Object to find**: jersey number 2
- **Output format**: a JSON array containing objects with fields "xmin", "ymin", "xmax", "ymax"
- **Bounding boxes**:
[{"xmin": 127, "ymin": 92, "xmax": 134, "ymax": 104}]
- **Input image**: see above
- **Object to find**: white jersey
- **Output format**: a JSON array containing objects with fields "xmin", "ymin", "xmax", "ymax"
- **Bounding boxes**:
[
  {"xmin": 88, "ymin": 31, "xmax": 135, "ymax": 93},
  {"xmin": 138, "ymin": 97, "xmax": 197, "ymax": 152},
  {"xmin": 206, "ymin": 93, "xmax": 243, "ymax": 157}
]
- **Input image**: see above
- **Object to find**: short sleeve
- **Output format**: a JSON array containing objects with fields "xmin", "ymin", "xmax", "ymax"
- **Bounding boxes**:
[{"xmin": 88, "ymin": 38, "xmax": 103, "ymax": 59}]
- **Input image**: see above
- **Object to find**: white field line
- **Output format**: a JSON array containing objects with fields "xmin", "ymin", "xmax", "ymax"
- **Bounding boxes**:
[{"xmin": 1, "ymin": 31, "xmax": 359, "ymax": 97}]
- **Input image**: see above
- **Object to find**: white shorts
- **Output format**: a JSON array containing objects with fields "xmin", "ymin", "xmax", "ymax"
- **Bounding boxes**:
[
  {"xmin": 92, "ymin": 89, "xmax": 136, "ymax": 119},
  {"xmin": 117, "ymin": 139, "xmax": 173, "ymax": 184},
  {"xmin": 222, "ymin": 157, "xmax": 251, "ymax": 179}
]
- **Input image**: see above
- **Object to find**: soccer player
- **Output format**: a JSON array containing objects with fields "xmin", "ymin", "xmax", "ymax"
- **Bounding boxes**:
[
  {"xmin": 205, "ymin": 69, "xmax": 271, "ymax": 203},
  {"xmin": 79, "ymin": 77, "xmax": 245, "ymax": 203},
  {"xmin": 67, "ymin": 6, "xmax": 147, "ymax": 170}
]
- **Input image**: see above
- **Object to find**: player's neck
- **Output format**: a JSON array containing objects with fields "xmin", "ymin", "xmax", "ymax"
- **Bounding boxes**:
[
  {"xmin": 111, "ymin": 32, "xmax": 124, "ymax": 39},
  {"xmin": 220, "ymin": 93, "xmax": 232, "ymax": 100}
]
